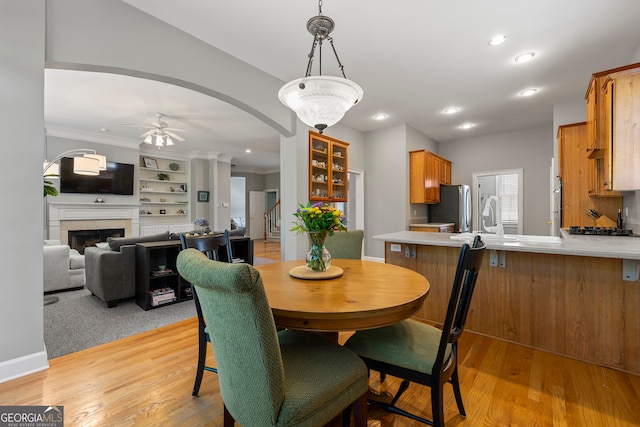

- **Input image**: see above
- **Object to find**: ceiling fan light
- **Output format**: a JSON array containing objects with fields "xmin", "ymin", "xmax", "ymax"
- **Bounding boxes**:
[
  {"xmin": 144, "ymin": 135, "xmax": 153, "ymax": 144},
  {"xmin": 278, "ymin": 76, "xmax": 363, "ymax": 131},
  {"xmin": 73, "ymin": 156, "xmax": 100, "ymax": 176},
  {"xmin": 155, "ymin": 135, "xmax": 164, "ymax": 146},
  {"xmin": 165, "ymin": 136, "xmax": 174, "ymax": 146}
]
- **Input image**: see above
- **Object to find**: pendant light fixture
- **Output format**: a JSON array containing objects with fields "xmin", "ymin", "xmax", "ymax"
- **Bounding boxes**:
[{"xmin": 278, "ymin": 0, "xmax": 363, "ymax": 134}]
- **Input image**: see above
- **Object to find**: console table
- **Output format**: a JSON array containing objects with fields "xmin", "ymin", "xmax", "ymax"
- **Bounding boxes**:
[{"xmin": 135, "ymin": 237, "xmax": 254, "ymax": 310}]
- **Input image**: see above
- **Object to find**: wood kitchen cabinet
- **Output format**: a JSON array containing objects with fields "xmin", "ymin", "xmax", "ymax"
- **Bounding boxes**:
[
  {"xmin": 586, "ymin": 62, "xmax": 640, "ymax": 192},
  {"xmin": 409, "ymin": 150, "xmax": 452, "ymax": 204},
  {"xmin": 309, "ymin": 131, "xmax": 348, "ymax": 202},
  {"xmin": 557, "ymin": 122, "xmax": 621, "ymax": 227}
]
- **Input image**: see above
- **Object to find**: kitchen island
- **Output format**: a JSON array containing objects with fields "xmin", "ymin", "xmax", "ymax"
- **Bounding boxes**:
[{"xmin": 374, "ymin": 231, "xmax": 640, "ymax": 374}]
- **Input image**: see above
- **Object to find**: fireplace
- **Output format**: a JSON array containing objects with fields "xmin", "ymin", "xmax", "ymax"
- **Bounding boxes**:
[{"xmin": 68, "ymin": 228, "xmax": 125, "ymax": 254}]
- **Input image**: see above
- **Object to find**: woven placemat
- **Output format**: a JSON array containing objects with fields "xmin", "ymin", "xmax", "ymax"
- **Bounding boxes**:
[{"xmin": 288, "ymin": 265, "xmax": 344, "ymax": 280}]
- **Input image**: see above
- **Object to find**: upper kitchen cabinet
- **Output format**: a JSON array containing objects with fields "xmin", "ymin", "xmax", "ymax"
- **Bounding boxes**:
[
  {"xmin": 585, "ymin": 62, "xmax": 640, "ymax": 192},
  {"xmin": 612, "ymin": 70, "xmax": 640, "ymax": 190},
  {"xmin": 309, "ymin": 131, "xmax": 349, "ymax": 202},
  {"xmin": 409, "ymin": 150, "xmax": 452, "ymax": 204},
  {"xmin": 558, "ymin": 122, "xmax": 621, "ymax": 227}
]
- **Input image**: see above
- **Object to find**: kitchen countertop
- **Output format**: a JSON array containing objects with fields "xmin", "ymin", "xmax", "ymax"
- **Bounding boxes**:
[
  {"xmin": 409, "ymin": 223, "xmax": 455, "ymax": 227},
  {"xmin": 373, "ymin": 230, "xmax": 640, "ymax": 260}
]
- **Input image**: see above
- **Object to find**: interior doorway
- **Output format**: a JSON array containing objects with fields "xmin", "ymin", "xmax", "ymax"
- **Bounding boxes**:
[{"xmin": 248, "ymin": 191, "xmax": 265, "ymax": 240}]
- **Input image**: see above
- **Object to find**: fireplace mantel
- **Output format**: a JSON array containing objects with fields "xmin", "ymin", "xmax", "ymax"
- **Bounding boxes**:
[{"xmin": 47, "ymin": 201, "xmax": 140, "ymax": 243}]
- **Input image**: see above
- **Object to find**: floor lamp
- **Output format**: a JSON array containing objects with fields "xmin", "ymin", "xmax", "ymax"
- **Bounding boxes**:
[{"xmin": 43, "ymin": 149, "xmax": 107, "ymax": 305}]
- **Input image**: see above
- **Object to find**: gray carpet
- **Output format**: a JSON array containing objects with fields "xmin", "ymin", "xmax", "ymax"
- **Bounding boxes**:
[{"xmin": 44, "ymin": 256, "xmax": 277, "ymax": 359}]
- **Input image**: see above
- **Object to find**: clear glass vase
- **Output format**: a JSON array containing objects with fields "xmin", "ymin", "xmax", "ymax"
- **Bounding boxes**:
[{"xmin": 306, "ymin": 231, "xmax": 332, "ymax": 272}]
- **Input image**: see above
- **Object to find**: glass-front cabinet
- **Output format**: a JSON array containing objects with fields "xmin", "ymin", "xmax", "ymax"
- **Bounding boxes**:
[{"xmin": 309, "ymin": 131, "xmax": 349, "ymax": 202}]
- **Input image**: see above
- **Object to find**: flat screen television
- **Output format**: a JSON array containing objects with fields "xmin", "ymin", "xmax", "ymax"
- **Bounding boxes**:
[{"xmin": 59, "ymin": 157, "xmax": 135, "ymax": 195}]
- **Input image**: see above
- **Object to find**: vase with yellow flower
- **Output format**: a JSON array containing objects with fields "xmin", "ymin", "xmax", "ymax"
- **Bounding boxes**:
[{"xmin": 291, "ymin": 202, "xmax": 346, "ymax": 272}]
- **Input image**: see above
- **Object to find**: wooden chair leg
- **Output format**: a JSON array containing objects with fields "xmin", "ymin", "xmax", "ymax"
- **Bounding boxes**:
[
  {"xmin": 431, "ymin": 384, "xmax": 445, "ymax": 427},
  {"xmin": 223, "ymin": 404, "xmax": 235, "ymax": 426},
  {"xmin": 352, "ymin": 393, "xmax": 368, "ymax": 427},
  {"xmin": 450, "ymin": 364, "xmax": 466, "ymax": 417},
  {"xmin": 192, "ymin": 328, "xmax": 207, "ymax": 396}
]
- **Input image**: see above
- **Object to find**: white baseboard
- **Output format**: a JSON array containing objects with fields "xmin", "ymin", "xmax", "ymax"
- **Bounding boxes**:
[
  {"xmin": 363, "ymin": 256, "xmax": 385, "ymax": 263},
  {"xmin": 0, "ymin": 349, "xmax": 49, "ymax": 384}
]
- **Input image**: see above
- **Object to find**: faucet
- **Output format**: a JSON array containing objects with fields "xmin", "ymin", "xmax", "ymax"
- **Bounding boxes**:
[{"xmin": 481, "ymin": 195, "xmax": 503, "ymax": 236}]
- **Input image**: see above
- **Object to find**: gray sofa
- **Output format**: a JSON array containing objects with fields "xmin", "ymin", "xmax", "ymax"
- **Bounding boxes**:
[{"xmin": 84, "ymin": 232, "xmax": 172, "ymax": 307}]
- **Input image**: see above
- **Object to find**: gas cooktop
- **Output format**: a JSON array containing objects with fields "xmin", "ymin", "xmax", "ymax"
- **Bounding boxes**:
[{"xmin": 568, "ymin": 226, "xmax": 634, "ymax": 236}]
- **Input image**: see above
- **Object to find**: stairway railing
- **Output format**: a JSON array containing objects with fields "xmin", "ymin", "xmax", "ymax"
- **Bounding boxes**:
[{"xmin": 263, "ymin": 198, "xmax": 281, "ymax": 241}]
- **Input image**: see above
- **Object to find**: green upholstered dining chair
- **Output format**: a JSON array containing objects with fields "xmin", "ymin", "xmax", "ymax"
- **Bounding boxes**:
[
  {"xmin": 324, "ymin": 229, "xmax": 364, "ymax": 259},
  {"xmin": 344, "ymin": 238, "xmax": 486, "ymax": 426},
  {"xmin": 176, "ymin": 249, "xmax": 369, "ymax": 427},
  {"xmin": 179, "ymin": 231, "xmax": 233, "ymax": 396}
]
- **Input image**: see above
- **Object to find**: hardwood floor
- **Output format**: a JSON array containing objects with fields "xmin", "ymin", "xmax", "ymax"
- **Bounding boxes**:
[
  {"xmin": 2, "ymin": 319, "xmax": 639, "ymax": 426},
  {"xmin": 3, "ymin": 242, "xmax": 638, "ymax": 426},
  {"xmin": 254, "ymin": 240, "xmax": 281, "ymax": 261}
]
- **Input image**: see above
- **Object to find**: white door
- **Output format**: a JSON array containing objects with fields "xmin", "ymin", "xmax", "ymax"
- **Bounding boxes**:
[{"xmin": 249, "ymin": 191, "xmax": 265, "ymax": 240}]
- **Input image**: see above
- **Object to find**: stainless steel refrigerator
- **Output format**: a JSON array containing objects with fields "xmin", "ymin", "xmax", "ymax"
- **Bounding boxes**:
[{"xmin": 427, "ymin": 184, "xmax": 471, "ymax": 232}]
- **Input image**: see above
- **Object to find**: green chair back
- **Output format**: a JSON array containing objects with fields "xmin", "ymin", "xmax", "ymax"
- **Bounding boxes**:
[
  {"xmin": 176, "ymin": 249, "xmax": 369, "ymax": 426},
  {"xmin": 324, "ymin": 229, "xmax": 364, "ymax": 259}
]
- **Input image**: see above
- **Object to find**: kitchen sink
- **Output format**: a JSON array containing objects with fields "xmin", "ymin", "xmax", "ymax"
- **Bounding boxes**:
[{"xmin": 451, "ymin": 232, "xmax": 562, "ymax": 244}]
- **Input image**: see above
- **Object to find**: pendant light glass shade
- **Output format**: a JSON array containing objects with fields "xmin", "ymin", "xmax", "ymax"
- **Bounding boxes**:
[
  {"xmin": 278, "ymin": 1, "xmax": 363, "ymax": 133},
  {"xmin": 73, "ymin": 156, "xmax": 100, "ymax": 176},
  {"xmin": 278, "ymin": 76, "xmax": 363, "ymax": 131}
]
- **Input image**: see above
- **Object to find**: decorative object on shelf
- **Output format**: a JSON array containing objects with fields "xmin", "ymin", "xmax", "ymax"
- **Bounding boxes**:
[
  {"xmin": 123, "ymin": 113, "xmax": 186, "ymax": 147},
  {"xmin": 143, "ymin": 157, "xmax": 158, "ymax": 169},
  {"xmin": 291, "ymin": 202, "xmax": 347, "ymax": 272},
  {"xmin": 157, "ymin": 172, "xmax": 170, "ymax": 181},
  {"xmin": 43, "ymin": 148, "xmax": 107, "ymax": 197},
  {"xmin": 160, "ymin": 209, "xmax": 166, "ymax": 214},
  {"xmin": 95, "ymin": 196, "xmax": 105, "ymax": 203},
  {"xmin": 177, "ymin": 209, "xmax": 186, "ymax": 215},
  {"xmin": 169, "ymin": 162, "xmax": 180, "ymax": 171},
  {"xmin": 180, "ymin": 184, "xmax": 188, "ymax": 192},
  {"xmin": 277, "ymin": 0, "xmax": 363, "ymax": 134},
  {"xmin": 197, "ymin": 191, "xmax": 209, "ymax": 202},
  {"xmin": 195, "ymin": 217, "xmax": 210, "ymax": 234}
]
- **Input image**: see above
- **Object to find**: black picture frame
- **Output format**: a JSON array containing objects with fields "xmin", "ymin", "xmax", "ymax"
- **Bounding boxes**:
[{"xmin": 197, "ymin": 191, "xmax": 210, "ymax": 202}]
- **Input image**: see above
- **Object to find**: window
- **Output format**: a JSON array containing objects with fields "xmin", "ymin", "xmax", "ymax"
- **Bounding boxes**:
[{"xmin": 497, "ymin": 173, "xmax": 518, "ymax": 222}]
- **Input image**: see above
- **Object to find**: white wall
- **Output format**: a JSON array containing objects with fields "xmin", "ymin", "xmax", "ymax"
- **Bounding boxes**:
[
  {"xmin": 0, "ymin": 1, "xmax": 49, "ymax": 382},
  {"xmin": 364, "ymin": 125, "xmax": 409, "ymax": 258},
  {"xmin": 439, "ymin": 125, "xmax": 554, "ymax": 236}
]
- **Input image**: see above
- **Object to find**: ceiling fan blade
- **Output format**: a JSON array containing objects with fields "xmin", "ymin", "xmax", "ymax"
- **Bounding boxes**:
[
  {"xmin": 165, "ymin": 127, "xmax": 187, "ymax": 132},
  {"xmin": 165, "ymin": 130, "xmax": 186, "ymax": 141},
  {"xmin": 139, "ymin": 129, "xmax": 155, "ymax": 138},
  {"xmin": 150, "ymin": 121, "xmax": 163, "ymax": 128},
  {"xmin": 121, "ymin": 124, "xmax": 153, "ymax": 129}
]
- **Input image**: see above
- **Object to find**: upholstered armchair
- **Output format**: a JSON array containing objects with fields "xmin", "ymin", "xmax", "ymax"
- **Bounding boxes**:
[{"xmin": 43, "ymin": 240, "xmax": 85, "ymax": 292}]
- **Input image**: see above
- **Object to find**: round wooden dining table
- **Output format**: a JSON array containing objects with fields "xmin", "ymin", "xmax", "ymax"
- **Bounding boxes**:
[{"xmin": 255, "ymin": 259, "xmax": 430, "ymax": 333}]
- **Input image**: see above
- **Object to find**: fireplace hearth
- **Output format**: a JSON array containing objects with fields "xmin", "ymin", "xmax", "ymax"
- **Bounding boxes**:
[{"xmin": 68, "ymin": 228, "xmax": 124, "ymax": 254}]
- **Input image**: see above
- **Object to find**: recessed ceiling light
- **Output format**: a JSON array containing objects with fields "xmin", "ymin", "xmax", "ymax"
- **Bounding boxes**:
[
  {"xmin": 488, "ymin": 34, "xmax": 507, "ymax": 46},
  {"xmin": 459, "ymin": 123, "xmax": 475, "ymax": 130},
  {"xmin": 443, "ymin": 107, "xmax": 460, "ymax": 114},
  {"xmin": 519, "ymin": 88, "xmax": 539, "ymax": 97},
  {"xmin": 245, "ymin": 149, "xmax": 252, "ymax": 153},
  {"xmin": 514, "ymin": 52, "xmax": 535, "ymax": 63},
  {"xmin": 100, "ymin": 128, "xmax": 110, "ymax": 132},
  {"xmin": 372, "ymin": 113, "xmax": 388, "ymax": 120}
]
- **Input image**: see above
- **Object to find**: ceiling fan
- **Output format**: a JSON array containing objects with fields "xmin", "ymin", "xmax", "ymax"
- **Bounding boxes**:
[{"xmin": 122, "ymin": 113, "xmax": 186, "ymax": 146}]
